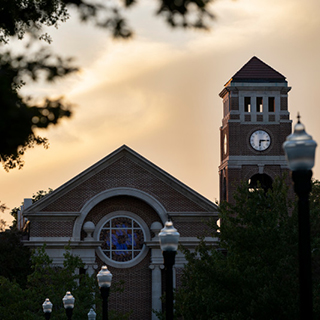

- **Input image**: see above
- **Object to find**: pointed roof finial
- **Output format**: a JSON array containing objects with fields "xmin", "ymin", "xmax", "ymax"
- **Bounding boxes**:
[{"xmin": 297, "ymin": 112, "xmax": 301, "ymax": 123}]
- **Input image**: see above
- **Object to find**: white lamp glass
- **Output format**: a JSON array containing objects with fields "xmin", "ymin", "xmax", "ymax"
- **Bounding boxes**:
[
  {"xmin": 283, "ymin": 117, "xmax": 317, "ymax": 171},
  {"xmin": 97, "ymin": 265, "xmax": 113, "ymax": 288},
  {"xmin": 87, "ymin": 308, "xmax": 97, "ymax": 320},
  {"xmin": 42, "ymin": 298, "xmax": 53, "ymax": 313},
  {"xmin": 158, "ymin": 220, "xmax": 180, "ymax": 252},
  {"xmin": 62, "ymin": 291, "xmax": 75, "ymax": 309}
]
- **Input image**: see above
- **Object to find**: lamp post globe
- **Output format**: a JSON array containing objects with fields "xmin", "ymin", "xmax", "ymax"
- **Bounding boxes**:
[
  {"xmin": 283, "ymin": 114, "xmax": 317, "ymax": 320},
  {"xmin": 159, "ymin": 220, "xmax": 180, "ymax": 320},
  {"xmin": 159, "ymin": 220, "xmax": 180, "ymax": 252},
  {"xmin": 42, "ymin": 298, "xmax": 53, "ymax": 320},
  {"xmin": 62, "ymin": 291, "xmax": 75, "ymax": 320},
  {"xmin": 97, "ymin": 266, "xmax": 112, "ymax": 320},
  {"xmin": 97, "ymin": 265, "xmax": 112, "ymax": 288},
  {"xmin": 283, "ymin": 114, "xmax": 317, "ymax": 171},
  {"xmin": 88, "ymin": 308, "xmax": 97, "ymax": 320}
]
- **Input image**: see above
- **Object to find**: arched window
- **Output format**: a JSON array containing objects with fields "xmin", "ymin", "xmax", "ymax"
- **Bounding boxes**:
[{"xmin": 248, "ymin": 173, "xmax": 273, "ymax": 193}]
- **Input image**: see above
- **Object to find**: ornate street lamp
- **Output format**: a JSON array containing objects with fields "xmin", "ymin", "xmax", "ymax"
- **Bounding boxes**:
[
  {"xmin": 159, "ymin": 220, "xmax": 180, "ymax": 320},
  {"xmin": 62, "ymin": 291, "xmax": 75, "ymax": 320},
  {"xmin": 97, "ymin": 265, "xmax": 113, "ymax": 320},
  {"xmin": 42, "ymin": 298, "xmax": 53, "ymax": 320},
  {"xmin": 283, "ymin": 114, "xmax": 317, "ymax": 319},
  {"xmin": 88, "ymin": 308, "xmax": 97, "ymax": 320}
]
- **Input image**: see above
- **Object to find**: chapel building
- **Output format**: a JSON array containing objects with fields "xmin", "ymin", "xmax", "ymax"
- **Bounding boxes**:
[{"xmin": 19, "ymin": 56, "xmax": 291, "ymax": 319}]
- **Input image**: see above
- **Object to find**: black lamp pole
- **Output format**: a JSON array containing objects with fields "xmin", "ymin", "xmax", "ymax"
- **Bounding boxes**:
[
  {"xmin": 159, "ymin": 220, "xmax": 180, "ymax": 320},
  {"xmin": 65, "ymin": 307, "xmax": 73, "ymax": 320},
  {"xmin": 62, "ymin": 291, "xmax": 75, "ymax": 320},
  {"xmin": 42, "ymin": 298, "xmax": 53, "ymax": 320},
  {"xmin": 293, "ymin": 170, "xmax": 313, "ymax": 319},
  {"xmin": 163, "ymin": 251, "xmax": 176, "ymax": 320},
  {"xmin": 100, "ymin": 286, "xmax": 110, "ymax": 320},
  {"xmin": 97, "ymin": 266, "xmax": 113, "ymax": 320},
  {"xmin": 283, "ymin": 115, "xmax": 317, "ymax": 320}
]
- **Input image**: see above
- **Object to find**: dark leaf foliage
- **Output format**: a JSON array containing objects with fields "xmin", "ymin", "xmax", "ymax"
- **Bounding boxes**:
[
  {"xmin": 8, "ymin": 188, "xmax": 53, "ymax": 229},
  {"xmin": 0, "ymin": 50, "xmax": 75, "ymax": 170},
  {"xmin": 176, "ymin": 177, "xmax": 320, "ymax": 320},
  {"xmin": 0, "ymin": 230, "xmax": 31, "ymax": 288},
  {"xmin": 157, "ymin": 0, "xmax": 214, "ymax": 29},
  {"xmin": 0, "ymin": 0, "xmax": 215, "ymax": 43},
  {"xmin": 0, "ymin": 0, "xmax": 214, "ymax": 170},
  {"xmin": 0, "ymin": 243, "xmax": 129, "ymax": 320}
]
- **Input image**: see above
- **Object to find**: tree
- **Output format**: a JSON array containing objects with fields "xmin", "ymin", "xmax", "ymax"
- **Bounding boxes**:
[
  {"xmin": 0, "ymin": 228, "xmax": 32, "ymax": 288},
  {"xmin": 0, "ymin": 245, "xmax": 129, "ymax": 320},
  {"xmin": 0, "ymin": 194, "xmax": 31, "ymax": 290},
  {"xmin": 9, "ymin": 188, "xmax": 53, "ymax": 228},
  {"xmin": 0, "ymin": 0, "xmax": 215, "ymax": 170},
  {"xmin": 175, "ymin": 177, "xmax": 320, "ymax": 319},
  {"xmin": 0, "ymin": 202, "xmax": 7, "ymax": 231},
  {"xmin": 0, "ymin": 189, "xmax": 53, "ymax": 288}
]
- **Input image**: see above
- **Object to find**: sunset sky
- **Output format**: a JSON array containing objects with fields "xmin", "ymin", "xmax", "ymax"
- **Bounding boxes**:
[{"xmin": 1, "ymin": 0, "xmax": 320, "ymax": 225}]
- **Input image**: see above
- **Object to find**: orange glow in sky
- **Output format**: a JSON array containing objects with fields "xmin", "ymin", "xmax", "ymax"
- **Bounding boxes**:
[{"xmin": 1, "ymin": 0, "xmax": 320, "ymax": 225}]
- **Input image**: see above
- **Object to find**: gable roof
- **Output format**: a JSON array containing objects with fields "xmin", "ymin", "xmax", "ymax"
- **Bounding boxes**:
[
  {"xmin": 23, "ymin": 145, "xmax": 218, "ymax": 214},
  {"xmin": 227, "ymin": 56, "xmax": 286, "ymax": 84}
]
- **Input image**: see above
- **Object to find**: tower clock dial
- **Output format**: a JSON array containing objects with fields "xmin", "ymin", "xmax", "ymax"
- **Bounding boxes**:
[{"xmin": 250, "ymin": 130, "xmax": 271, "ymax": 151}]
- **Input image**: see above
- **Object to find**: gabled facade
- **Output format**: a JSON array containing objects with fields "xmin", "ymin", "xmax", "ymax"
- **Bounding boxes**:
[{"xmin": 21, "ymin": 145, "xmax": 218, "ymax": 320}]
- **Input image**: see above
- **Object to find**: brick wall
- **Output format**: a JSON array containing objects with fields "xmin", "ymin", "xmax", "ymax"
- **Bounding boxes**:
[
  {"xmin": 96, "ymin": 252, "xmax": 152, "ymax": 320},
  {"xmin": 41, "ymin": 156, "xmax": 207, "ymax": 213},
  {"xmin": 228, "ymin": 123, "xmax": 291, "ymax": 157},
  {"xmin": 82, "ymin": 196, "xmax": 161, "ymax": 240},
  {"xmin": 225, "ymin": 166, "xmax": 292, "ymax": 204},
  {"xmin": 174, "ymin": 219, "xmax": 212, "ymax": 237},
  {"xmin": 30, "ymin": 219, "xmax": 74, "ymax": 237}
]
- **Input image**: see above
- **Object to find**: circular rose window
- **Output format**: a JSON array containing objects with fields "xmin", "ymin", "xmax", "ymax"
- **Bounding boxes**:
[{"xmin": 99, "ymin": 216, "xmax": 145, "ymax": 262}]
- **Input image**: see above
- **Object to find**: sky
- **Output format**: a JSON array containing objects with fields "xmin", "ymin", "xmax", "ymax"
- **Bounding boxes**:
[{"xmin": 1, "ymin": 0, "xmax": 320, "ymax": 225}]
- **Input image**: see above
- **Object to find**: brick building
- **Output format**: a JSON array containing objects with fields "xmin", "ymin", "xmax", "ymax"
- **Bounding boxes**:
[
  {"xmin": 21, "ymin": 145, "xmax": 219, "ymax": 319},
  {"xmin": 20, "ymin": 56, "xmax": 292, "ymax": 319}
]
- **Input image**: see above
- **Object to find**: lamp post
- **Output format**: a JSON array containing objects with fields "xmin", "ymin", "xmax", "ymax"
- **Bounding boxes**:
[
  {"xmin": 88, "ymin": 308, "xmax": 97, "ymax": 320},
  {"xmin": 283, "ymin": 114, "xmax": 317, "ymax": 320},
  {"xmin": 97, "ymin": 265, "xmax": 112, "ymax": 320},
  {"xmin": 42, "ymin": 298, "xmax": 53, "ymax": 320},
  {"xmin": 159, "ymin": 220, "xmax": 180, "ymax": 320},
  {"xmin": 62, "ymin": 291, "xmax": 75, "ymax": 320}
]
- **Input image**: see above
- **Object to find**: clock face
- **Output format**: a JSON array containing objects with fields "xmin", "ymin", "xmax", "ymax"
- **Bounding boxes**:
[{"xmin": 250, "ymin": 130, "xmax": 271, "ymax": 151}]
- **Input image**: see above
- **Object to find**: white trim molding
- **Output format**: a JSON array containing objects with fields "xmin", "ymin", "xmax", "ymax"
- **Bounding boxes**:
[{"xmin": 72, "ymin": 187, "xmax": 168, "ymax": 241}]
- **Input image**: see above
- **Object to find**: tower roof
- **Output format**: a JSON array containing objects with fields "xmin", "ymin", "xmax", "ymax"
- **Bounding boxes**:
[{"xmin": 229, "ymin": 56, "xmax": 286, "ymax": 83}]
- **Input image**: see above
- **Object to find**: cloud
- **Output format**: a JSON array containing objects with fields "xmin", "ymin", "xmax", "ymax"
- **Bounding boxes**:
[{"xmin": 3, "ymin": 0, "xmax": 320, "ymax": 225}]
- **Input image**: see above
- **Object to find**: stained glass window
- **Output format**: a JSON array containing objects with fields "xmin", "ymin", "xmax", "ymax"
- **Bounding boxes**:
[{"xmin": 99, "ymin": 216, "xmax": 145, "ymax": 262}]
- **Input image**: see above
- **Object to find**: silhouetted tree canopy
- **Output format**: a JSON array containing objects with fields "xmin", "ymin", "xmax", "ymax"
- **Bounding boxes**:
[
  {"xmin": 175, "ymin": 177, "xmax": 320, "ymax": 319},
  {"xmin": 9, "ymin": 188, "xmax": 53, "ymax": 228},
  {"xmin": 0, "ymin": 0, "xmax": 215, "ymax": 170},
  {"xmin": 0, "ymin": 245, "xmax": 129, "ymax": 319}
]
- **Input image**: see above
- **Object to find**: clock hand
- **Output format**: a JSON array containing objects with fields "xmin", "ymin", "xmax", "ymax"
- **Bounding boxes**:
[{"xmin": 259, "ymin": 139, "xmax": 270, "ymax": 147}]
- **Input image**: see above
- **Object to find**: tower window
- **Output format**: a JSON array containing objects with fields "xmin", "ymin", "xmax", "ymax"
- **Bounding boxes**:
[
  {"xmin": 248, "ymin": 174, "xmax": 273, "ymax": 193},
  {"xmin": 244, "ymin": 97, "xmax": 251, "ymax": 112},
  {"xmin": 268, "ymin": 97, "xmax": 275, "ymax": 112},
  {"xmin": 256, "ymin": 97, "xmax": 263, "ymax": 112}
]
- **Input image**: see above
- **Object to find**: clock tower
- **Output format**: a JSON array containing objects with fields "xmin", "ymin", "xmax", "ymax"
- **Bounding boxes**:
[{"xmin": 219, "ymin": 56, "xmax": 292, "ymax": 203}]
